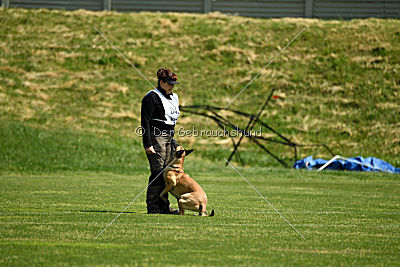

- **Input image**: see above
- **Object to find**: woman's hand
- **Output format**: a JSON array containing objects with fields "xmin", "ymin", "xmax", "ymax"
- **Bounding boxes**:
[{"xmin": 145, "ymin": 146, "xmax": 156, "ymax": 155}]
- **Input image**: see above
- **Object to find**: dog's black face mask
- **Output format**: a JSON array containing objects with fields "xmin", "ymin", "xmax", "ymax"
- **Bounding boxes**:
[{"xmin": 176, "ymin": 149, "xmax": 194, "ymax": 158}]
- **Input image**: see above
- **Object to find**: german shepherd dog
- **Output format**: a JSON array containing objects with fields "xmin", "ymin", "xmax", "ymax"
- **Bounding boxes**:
[{"xmin": 160, "ymin": 146, "xmax": 214, "ymax": 216}]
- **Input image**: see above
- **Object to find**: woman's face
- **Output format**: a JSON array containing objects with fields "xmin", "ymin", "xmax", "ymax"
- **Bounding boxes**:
[{"xmin": 160, "ymin": 80, "xmax": 175, "ymax": 94}]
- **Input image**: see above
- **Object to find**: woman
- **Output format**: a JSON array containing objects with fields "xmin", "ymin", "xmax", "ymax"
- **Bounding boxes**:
[{"xmin": 141, "ymin": 68, "xmax": 180, "ymax": 214}]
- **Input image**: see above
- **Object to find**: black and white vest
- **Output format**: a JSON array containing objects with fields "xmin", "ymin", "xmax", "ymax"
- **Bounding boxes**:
[{"xmin": 147, "ymin": 88, "xmax": 180, "ymax": 126}]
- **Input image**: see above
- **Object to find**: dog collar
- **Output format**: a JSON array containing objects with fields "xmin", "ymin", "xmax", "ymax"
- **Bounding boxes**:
[{"xmin": 167, "ymin": 165, "xmax": 179, "ymax": 169}]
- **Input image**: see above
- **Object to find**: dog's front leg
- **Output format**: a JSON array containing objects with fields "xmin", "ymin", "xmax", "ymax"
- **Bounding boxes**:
[
  {"xmin": 160, "ymin": 192, "xmax": 168, "ymax": 204},
  {"xmin": 160, "ymin": 174, "xmax": 177, "ymax": 204},
  {"xmin": 178, "ymin": 201, "xmax": 184, "ymax": 215},
  {"xmin": 160, "ymin": 185, "xmax": 173, "ymax": 204}
]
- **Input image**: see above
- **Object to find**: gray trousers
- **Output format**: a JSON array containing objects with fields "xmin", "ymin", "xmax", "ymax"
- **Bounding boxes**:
[{"xmin": 146, "ymin": 134, "xmax": 176, "ymax": 213}]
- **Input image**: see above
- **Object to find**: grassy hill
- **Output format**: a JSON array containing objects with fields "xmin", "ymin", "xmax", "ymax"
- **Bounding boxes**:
[{"xmin": 0, "ymin": 8, "xmax": 399, "ymax": 172}]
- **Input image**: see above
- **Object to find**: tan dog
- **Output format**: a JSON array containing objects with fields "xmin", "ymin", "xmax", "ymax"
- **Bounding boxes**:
[{"xmin": 160, "ymin": 146, "xmax": 214, "ymax": 216}]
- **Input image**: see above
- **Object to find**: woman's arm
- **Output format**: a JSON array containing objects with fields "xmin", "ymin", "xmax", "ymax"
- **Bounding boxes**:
[{"xmin": 141, "ymin": 94, "xmax": 155, "ymax": 153}]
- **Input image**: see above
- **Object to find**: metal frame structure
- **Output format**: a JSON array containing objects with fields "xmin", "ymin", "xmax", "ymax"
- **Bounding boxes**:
[{"xmin": 180, "ymin": 88, "xmax": 334, "ymax": 168}]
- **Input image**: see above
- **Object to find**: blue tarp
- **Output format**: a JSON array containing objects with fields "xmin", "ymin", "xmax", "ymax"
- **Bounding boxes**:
[{"xmin": 293, "ymin": 156, "xmax": 400, "ymax": 174}]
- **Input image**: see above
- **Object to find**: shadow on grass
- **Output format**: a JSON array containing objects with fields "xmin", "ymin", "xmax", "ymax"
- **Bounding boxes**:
[{"xmin": 80, "ymin": 210, "xmax": 136, "ymax": 214}]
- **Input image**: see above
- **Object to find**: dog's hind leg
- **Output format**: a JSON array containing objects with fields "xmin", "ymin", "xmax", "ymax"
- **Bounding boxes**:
[
  {"xmin": 198, "ymin": 205, "xmax": 204, "ymax": 216},
  {"xmin": 179, "ymin": 193, "xmax": 200, "ymax": 213},
  {"xmin": 199, "ymin": 193, "xmax": 208, "ymax": 216},
  {"xmin": 199, "ymin": 204, "xmax": 208, "ymax": 216}
]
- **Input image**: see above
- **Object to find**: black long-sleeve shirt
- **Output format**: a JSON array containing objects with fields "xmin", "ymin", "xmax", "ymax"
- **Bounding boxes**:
[{"xmin": 141, "ymin": 87, "xmax": 176, "ymax": 148}]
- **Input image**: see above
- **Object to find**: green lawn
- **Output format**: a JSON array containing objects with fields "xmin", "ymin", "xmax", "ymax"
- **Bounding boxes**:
[
  {"xmin": 1, "ymin": 168, "xmax": 399, "ymax": 265},
  {"xmin": 1, "ymin": 8, "xmax": 399, "ymax": 266}
]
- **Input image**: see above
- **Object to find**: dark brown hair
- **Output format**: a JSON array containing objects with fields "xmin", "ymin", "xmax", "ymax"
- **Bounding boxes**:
[{"xmin": 157, "ymin": 68, "xmax": 178, "ymax": 86}]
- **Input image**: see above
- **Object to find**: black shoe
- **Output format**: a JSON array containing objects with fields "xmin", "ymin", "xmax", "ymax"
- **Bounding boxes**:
[{"xmin": 168, "ymin": 209, "xmax": 179, "ymax": 215}]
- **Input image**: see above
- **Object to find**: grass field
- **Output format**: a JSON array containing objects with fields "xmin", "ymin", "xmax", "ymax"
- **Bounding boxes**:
[
  {"xmin": 1, "ymin": 167, "xmax": 399, "ymax": 265},
  {"xmin": 1, "ymin": 7, "xmax": 400, "ymax": 266}
]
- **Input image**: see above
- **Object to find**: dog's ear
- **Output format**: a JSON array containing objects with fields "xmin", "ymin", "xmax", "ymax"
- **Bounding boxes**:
[{"xmin": 185, "ymin": 149, "xmax": 194, "ymax": 156}]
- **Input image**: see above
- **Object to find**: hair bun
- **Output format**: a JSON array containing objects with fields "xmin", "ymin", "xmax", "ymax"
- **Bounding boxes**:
[{"xmin": 157, "ymin": 68, "xmax": 177, "ymax": 81}]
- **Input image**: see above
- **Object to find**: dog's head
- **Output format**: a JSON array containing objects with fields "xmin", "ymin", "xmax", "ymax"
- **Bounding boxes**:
[{"xmin": 175, "ymin": 145, "xmax": 194, "ymax": 159}]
